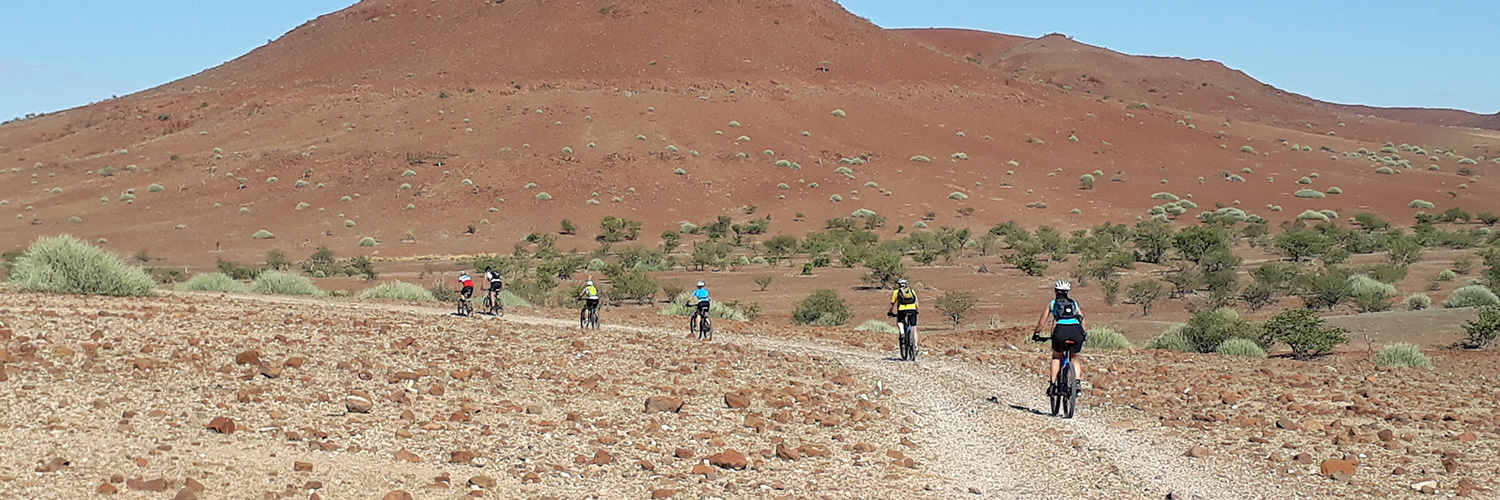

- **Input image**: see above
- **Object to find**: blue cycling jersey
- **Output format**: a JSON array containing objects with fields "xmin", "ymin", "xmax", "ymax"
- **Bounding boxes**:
[
  {"xmin": 1050, "ymin": 299, "xmax": 1082, "ymax": 325},
  {"xmin": 693, "ymin": 288, "xmax": 710, "ymax": 303}
]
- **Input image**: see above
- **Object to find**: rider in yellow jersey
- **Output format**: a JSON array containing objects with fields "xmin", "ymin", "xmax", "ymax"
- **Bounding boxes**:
[
  {"xmin": 887, "ymin": 278, "xmax": 918, "ymax": 348},
  {"xmin": 578, "ymin": 279, "xmax": 600, "ymax": 323}
]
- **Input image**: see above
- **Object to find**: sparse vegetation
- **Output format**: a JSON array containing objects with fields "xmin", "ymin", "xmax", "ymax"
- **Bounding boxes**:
[
  {"xmin": 1462, "ymin": 305, "xmax": 1500, "ymax": 348},
  {"xmin": 1445, "ymin": 285, "xmax": 1500, "ymax": 308},
  {"xmin": 8, "ymin": 235, "xmax": 156, "ymax": 297},
  {"xmin": 1408, "ymin": 199, "xmax": 1435, "ymax": 209},
  {"xmin": 1085, "ymin": 327, "xmax": 1132, "ymax": 350},
  {"xmin": 854, "ymin": 319, "xmax": 898, "ymax": 334},
  {"xmin": 176, "ymin": 273, "xmax": 250, "ymax": 293},
  {"xmin": 360, "ymin": 281, "xmax": 436, "ymax": 301},
  {"xmin": 250, "ymin": 271, "xmax": 323, "ymax": 296},
  {"xmin": 1215, "ymin": 338, "xmax": 1267, "ymax": 358},
  {"xmin": 792, "ymin": 289, "xmax": 851, "ymax": 326},
  {"xmin": 1375, "ymin": 343, "xmax": 1432, "ymax": 368},
  {"xmin": 1294, "ymin": 189, "xmax": 1326, "ymax": 198},
  {"xmin": 251, "ymin": 230, "xmax": 275, "ymax": 239}
]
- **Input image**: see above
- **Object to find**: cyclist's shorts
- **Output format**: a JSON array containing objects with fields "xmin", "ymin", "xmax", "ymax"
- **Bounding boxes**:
[
  {"xmin": 460, "ymin": 286, "xmax": 474, "ymax": 299},
  {"xmin": 585, "ymin": 298, "xmax": 600, "ymax": 309},
  {"xmin": 488, "ymin": 280, "xmax": 503, "ymax": 291},
  {"xmin": 696, "ymin": 301, "xmax": 711, "ymax": 314},
  {"xmin": 1052, "ymin": 323, "xmax": 1085, "ymax": 353},
  {"xmin": 896, "ymin": 310, "xmax": 918, "ymax": 327}
]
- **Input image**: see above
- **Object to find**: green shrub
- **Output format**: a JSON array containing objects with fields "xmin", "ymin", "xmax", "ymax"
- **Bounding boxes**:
[
  {"xmin": 295, "ymin": 180, "xmax": 309, "ymax": 188},
  {"xmin": 1080, "ymin": 174, "xmax": 1095, "ymax": 190},
  {"xmin": 250, "ymin": 270, "xmax": 322, "ymax": 296},
  {"xmin": 854, "ymin": 318, "xmax": 899, "ymax": 334},
  {"xmin": 1445, "ymin": 285, "xmax": 1500, "ymax": 308},
  {"xmin": 831, "ymin": 109, "xmax": 846, "ymax": 117},
  {"xmin": 1240, "ymin": 146, "xmax": 1256, "ymax": 153},
  {"xmin": 1295, "ymin": 189, "xmax": 1326, "ymax": 198},
  {"xmin": 1406, "ymin": 293, "xmax": 1432, "ymax": 311},
  {"xmin": 8, "ymin": 235, "xmax": 156, "ymax": 296},
  {"xmin": 1144, "ymin": 325, "xmax": 1192, "ymax": 351},
  {"xmin": 1376, "ymin": 166, "xmax": 1395, "ymax": 174},
  {"xmin": 1216, "ymin": 338, "xmax": 1267, "ymax": 358},
  {"xmin": 461, "ymin": 178, "xmax": 474, "ymax": 186},
  {"xmin": 1297, "ymin": 176, "xmax": 1312, "ymax": 184},
  {"xmin": 1297, "ymin": 210, "xmax": 1329, "ymax": 221},
  {"xmin": 1178, "ymin": 309, "xmax": 1261, "ymax": 353},
  {"xmin": 947, "ymin": 192, "xmax": 968, "ymax": 200},
  {"xmin": 360, "ymin": 281, "xmax": 436, "ymax": 301},
  {"xmin": 251, "ymin": 229, "xmax": 274, "ymax": 239},
  {"xmin": 536, "ymin": 192, "xmax": 553, "ymax": 201},
  {"xmin": 267, "ymin": 177, "xmax": 279, "ymax": 184},
  {"xmin": 402, "ymin": 170, "xmax": 416, "ymax": 177},
  {"xmin": 658, "ymin": 293, "xmax": 747, "ymax": 320},
  {"xmin": 1150, "ymin": 192, "xmax": 1179, "ymax": 201},
  {"xmin": 830, "ymin": 194, "xmax": 843, "ymax": 202},
  {"xmin": 775, "ymin": 160, "xmax": 792, "ymax": 168},
  {"xmin": 1408, "ymin": 199, "xmax": 1435, "ymax": 209},
  {"xmin": 176, "ymin": 272, "xmax": 249, "ymax": 293},
  {"xmin": 1349, "ymin": 275, "xmax": 1397, "ymax": 313},
  {"xmin": 359, "ymin": 237, "xmax": 377, "ymax": 247},
  {"xmin": 1085, "ymin": 327, "xmax": 1132, "ymax": 349},
  {"xmin": 1263, "ymin": 308, "xmax": 1346, "ymax": 359},
  {"xmin": 911, "ymin": 156, "xmax": 931, "ymax": 163},
  {"xmin": 1462, "ymin": 305, "xmax": 1500, "ymax": 348},
  {"xmin": 1326, "ymin": 187, "xmax": 1342, "ymax": 194},
  {"xmin": 1374, "ymin": 343, "xmax": 1432, "ymax": 368},
  {"xmin": 792, "ymin": 289, "xmax": 851, "ymax": 326},
  {"xmin": 147, "ymin": 184, "xmax": 165, "ymax": 192}
]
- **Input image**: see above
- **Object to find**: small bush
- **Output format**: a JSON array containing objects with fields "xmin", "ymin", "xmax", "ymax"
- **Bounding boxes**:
[
  {"xmin": 1297, "ymin": 176, "xmax": 1312, "ymax": 184},
  {"xmin": 536, "ymin": 192, "xmax": 553, "ymax": 201},
  {"xmin": 8, "ymin": 235, "xmax": 156, "ymax": 296},
  {"xmin": 1408, "ymin": 199, "xmax": 1435, "ymax": 209},
  {"xmin": 402, "ymin": 170, "xmax": 416, "ymax": 177},
  {"xmin": 251, "ymin": 229, "xmax": 275, "ymax": 239},
  {"xmin": 176, "ymin": 272, "xmax": 249, "ymax": 293},
  {"xmin": 673, "ymin": 168, "xmax": 687, "ymax": 175},
  {"xmin": 360, "ymin": 281, "xmax": 436, "ymax": 301},
  {"xmin": 1405, "ymin": 293, "xmax": 1432, "ymax": 311},
  {"xmin": 1264, "ymin": 308, "xmax": 1347, "ymax": 359},
  {"xmin": 1349, "ymin": 275, "xmax": 1397, "ymax": 313},
  {"xmin": 1375, "ymin": 166, "xmax": 1395, "ymax": 174},
  {"xmin": 1374, "ymin": 343, "xmax": 1432, "ymax": 368},
  {"xmin": 250, "ymin": 270, "xmax": 322, "ymax": 296},
  {"xmin": 1216, "ymin": 338, "xmax": 1267, "ymax": 358},
  {"xmin": 1240, "ymin": 146, "xmax": 1256, "ymax": 153},
  {"xmin": 1445, "ymin": 285, "xmax": 1500, "ymax": 308},
  {"xmin": 1295, "ymin": 189, "xmax": 1326, "ymax": 198},
  {"xmin": 148, "ymin": 184, "xmax": 165, "ymax": 192},
  {"xmin": 830, "ymin": 194, "xmax": 843, "ymax": 202},
  {"xmin": 911, "ymin": 156, "xmax": 931, "ymax": 163},
  {"xmin": 854, "ymin": 319, "xmax": 899, "ymax": 334},
  {"xmin": 831, "ymin": 109, "xmax": 846, "ymax": 117},
  {"xmin": 792, "ymin": 289, "xmax": 851, "ymax": 326},
  {"xmin": 1144, "ymin": 325, "xmax": 1192, "ymax": 352},
  {"xmin": 1326, "ymin": 186, "xmax": 1342, "ymax": 194},
  {"xmin": 1150, "ymin": 192, "xmax": 1180, "ymax": 201},
  {"xmin": 947, "ymin": 192, "xmax": 968, "ymax": 200},
  {"xmin": 1462, "ymin": 305, "xmax": 1500, "ymax": 348},
  {"xmin": 359, "ymin": 237, "xmax": 378, "ymax": 247},
  {"xmin": 295, "ymin": 180, "xmax": 309, "ymax": 188},
  {"xmin": 1085, "ymin": 327, "xmax": 1132, "ymax": 350},
  {"xmin": 1297, "ymin": 210, "xmax": 1329, "ymax": 221}
]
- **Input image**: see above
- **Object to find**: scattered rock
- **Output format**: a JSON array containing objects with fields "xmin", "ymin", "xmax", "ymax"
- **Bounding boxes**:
[
  {"xmin": 644, "ymin": 396, "xmax": 684, "ymax": 413},
  {"xmin": 1319, "ymin": 459, "xmax": 1356, "ymax": 481},
  {"xmin": 775, "ymin": 443, "xmax": 800, "ymax": 461},
  {"xmin": 394, "ymin": 449, "xmax": 421, "ymax": 463},
  {"xmin": 345, "ymin": 394, "xmax": 374, "ymax": 413},
  {"xmin": 206, "ymin": 417, "xmax": 235, "ymax": 434},
  {"xmin": 382, "ymin": 491, "xmax": 413, "ymax": 500},
  {"xmin": 468, "ymin": 476, "xmax": 497, "ymax": 489},
  {"xmin": 234, "ymin": 350, "xmax": 260, "ymax": 365},
  {"xmin": 1185, "ymin": 446, "xmax": 1214, "ymax": 458},
  {"xmin": 293, "ymin": 461, "xmax": 313, "ymax": 472},
  {"xmin": 709, "ymin": 449, "xmax": 748, "ymax": 470},
  {"xmin": 97, "ymin": 483, "xmax": 118, "ymax": 495},
  {"xmin": 725, "ymin": 392, "xmax": 750, "ymax": 409},
  {"xmin": 126, "ymin": 478, "xmax": 168, "ymax": 492},
  {"xmin": 651, "ymin": 489, "xmax": 675, "ymax": 498}
]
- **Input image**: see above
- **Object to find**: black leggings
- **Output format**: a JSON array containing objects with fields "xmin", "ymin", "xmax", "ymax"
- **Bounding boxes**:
[{"xmin": 1052, "ymin": 323, "xmax": 1085, "ymax": 353}]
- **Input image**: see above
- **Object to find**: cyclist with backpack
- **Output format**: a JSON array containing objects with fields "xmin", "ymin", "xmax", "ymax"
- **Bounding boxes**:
[
  {"xmin": 1032, "ymin": 280, "xmax": 1086, "ymax": 397},
  {"xmin": 484, "ymin": 266, "xmax": 504, "ymax": 310},
  {"xmin": 887, "ymin": 278, "xmax": 919, "ymax": 356},
  {"xmin": 578, "ymin": 279, "xmax": 601, "ymax": 325},
  {"xmin": 687, "ymin": 281, "xmax": 711, "ymax": 331}
]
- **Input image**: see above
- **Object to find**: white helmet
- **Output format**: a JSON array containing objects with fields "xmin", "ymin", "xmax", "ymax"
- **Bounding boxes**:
[
  {"xmin": 586, "ymin": 280, "xmax": 594, "ymax": 286},
  {"xmin": 1054, "ymin": 279, "xmax": 1072, "ymax": 291},
  {"xmin": 897, "ymin": 278, "xmax": 909, "ymax": 287},
  {"xmin": 696, "ymin": 281, "xmax": 706, "ymax": 288}
]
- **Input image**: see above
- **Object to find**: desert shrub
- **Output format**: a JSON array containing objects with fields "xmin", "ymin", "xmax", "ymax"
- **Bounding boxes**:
[
  {"xmin": 1375, "ymin": 166, "xmax": 1395, "ymax": 174},
  {"xmin": 1296, "ymin": 210, "xmax": 1329, "ymax": 221},
  {"xmin": 8, "ymin": 235, "xmax": 156, "ymax": 296},
  {"xmin": 1408, "ymin": 199, "xmax": 1435, "ymax": 209},
  {"xmin": 911, "ymin": 156, "xmax": 931, "ymax": 163},
  {"xmin": 250, "ymin": 270, "xmax": 322, "ymax": 296},
  {"xmin": 360, "ymin": 281, "xmax": 436, "ymax": 301},
  {"xmin": 148, "ymin": 184, "xmax": 165, "ymax": 192},
  {"xmin": 1462, "ymin": 305, "xmax": 1500, "ymax": 348},
  {"xmin": 792, "ymin": 289, "xmax": 851, "ymax": 326},
  {"xmin": 1080, "ymin": 174, "xmax": 1095, "ymax": 190},
  {"xmin": 1178, "ymin": 308, "xmax": 1262, "ymax": 353},
  {"xmin": 359, "ymin": 237, "xmax": 377, "ymax": 247},
  {"xmin": 1263, "ymin": 308, "xmax": 1347, "ymax": 359},
  {"xmin": 1375, "ymin": 343, "xmax": 1432, "ymax": 368},
  {"xmin": 1295, "ymin": 189, "xmax": 1326, "ymax": 198},
  {"xmin": 1240, "ymin": 146, "xmax": 1256, "ymax": 153},
  {"xmin": 854, "ymin": 318, "xmax": 899, "ymax": 334},
  {"xmin": 1144, "ymin": 325, "xmax": 1192, "ymax": 352},
  {"xmin": 176, "ymin": 272, "xmax": 249, "ymax": 293},
  {"xmin": 952, "ymin": 152, "xmax": 969, "ymax": 160},
  {"xmin": 830, "ymin": 194, "xmax": 843, "ymax": 202},
  {"xmin": 1438, "ymin": 269, "xmax": 1457, "ymax": 281},
  {"xmin": 831, "ymin": 109, "xmax": 846, "ymax": 117},
  {"xmin": 1445, "ymin": 285, "xmax": 1500, "ymax": 308},
  {"xmin": 947, "ymin": 192, "xmax": 968, "ymax": 200},
  {"xmin": 1215, "ymin": 338, "xmax": 1267, "ymax": 358},
  {"xmin": 536, "ymin": 192, "xmax": 553, "ymax": 201},
  {"xmin": 1085, "ymin": 327, "xmax": 1132, "ymax": 350},
  {"xmin": 1297, "ymin": 176, "xmax": 1312, "ymax": 184},
  {"xmin": 1405, "ymin": 293, "xmax": 1432, "ymax": 311},
  {"xmin": 252, "ymin": 229, "xmax": 275, "ymax": 239},
  {"xmin": 1327, "ymin": 187, "xmax": 1342, "ymax": 194},
  {"xmin": 658, "ymin": 293, "xmax": 747, "ymax": 321},
  {"xmin": 1150, "ymin": 192, "xmax": 1180, "ymax": 201},
  {"xmin": 402, "ymin": 170, "xmax": 416, "ymax": 177},
  {"xmin": 1349, "ymin": 275, "xmax": 1397, "ymax": 313}
]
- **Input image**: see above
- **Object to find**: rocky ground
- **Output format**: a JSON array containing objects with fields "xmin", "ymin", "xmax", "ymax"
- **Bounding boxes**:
[{"xmin": 0, "ymin": 291, "xmax": 1495, "ymax": 499}]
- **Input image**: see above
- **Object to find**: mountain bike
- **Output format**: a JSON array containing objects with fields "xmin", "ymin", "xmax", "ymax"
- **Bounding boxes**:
[
  {"xmin": 482, "ymin": 287, "xmax": 504, "ymax": 317},
  {"xmin": 690, "ymin": 304, "xmax": 713, "ymax": 340},
  {"xmin": 579, "ymin": 300, "xmax": 600, "ymax": 330},
  {"xmin": 1034, "ymin": 334, "xmax": 1080, "ymax": 419},
  {"xmin": 455, "ymin": 296, "xmax": 473, "ymax": 317},
  {"xmin": 890, "ymin": 312, "xmax": 918, "ymax": 362}
]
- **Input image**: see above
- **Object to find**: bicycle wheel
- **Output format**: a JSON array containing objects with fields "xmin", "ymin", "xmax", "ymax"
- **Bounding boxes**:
[
  {"xmin": 702, "ymin": 317, "xmax": 713, "ymax": 340},
  {"xmin": 1049, "ymin": 361, "xmax": 1064, "ymax": 416},
  {"xmin": 1061, "ymin": 357, "xmax": 1077, "ymax": 419},
  {"xmin": 590, "ymin": 310, "xmax": 600, "ymax": 329},
  {"xmin": 906, "ymin": 326, "xmax": 918, "ymax": 362}
]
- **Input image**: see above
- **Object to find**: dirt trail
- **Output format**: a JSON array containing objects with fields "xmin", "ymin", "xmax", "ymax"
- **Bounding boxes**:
[{"xmin": 188, "ymin": 292, "xmax": 1300, "ymax": 499}]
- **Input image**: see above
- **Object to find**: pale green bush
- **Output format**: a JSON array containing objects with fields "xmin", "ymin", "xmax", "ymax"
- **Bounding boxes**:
[
  {"xmin": 176, "ymin": 273, "xmax": 249, "ymax": 293},
  {"xmin": 1085, "ymin": 327, "xmax": 1132, "ymax": 349},
  {"xmin": 250, "ymin": 271, "xmax": 323, "ymax": 296},
  {"xmin": 8, "ymin": 235, "xmax": 156, "ymax": 296},
  {"xmin": 1374, "ymin": 343, "xmax": 1432, "ymax": 368},
  {"xmin": 1215, "ymin": 338, "xmax": 1267, "ymax": 358},
  {"xmin": 360, "ymin": 281, "xmax": 435, "ymax": 301}
]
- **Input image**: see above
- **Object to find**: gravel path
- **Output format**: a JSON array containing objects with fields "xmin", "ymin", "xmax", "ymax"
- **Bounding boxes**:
[{"xmin": 192, "ymin": 292, "xmax": 1305, "ymax": 499}]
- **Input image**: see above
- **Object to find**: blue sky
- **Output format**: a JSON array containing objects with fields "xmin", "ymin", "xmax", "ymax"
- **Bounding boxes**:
[{"xmin": 2, "ymin": 0, "xmax": 1496, "ymax": 121}]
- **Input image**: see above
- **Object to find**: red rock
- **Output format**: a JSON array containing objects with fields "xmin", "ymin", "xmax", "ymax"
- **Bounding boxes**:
[
  {"xmin": 1320, "ymin": 459, "xmax": 1356, "ymax": 480},
  {"xmin": 1185, "ymin": 446, "xmax": 1214, "ymax": 458},
  {"xmin": 98, "ymin": 483, "xmax": 118, "ymax": 494},
  {"xmin": 183, "ymin": 478, "xmax": 205, "ymax": 493},
  {"xmin": 207, "ymin": 417, "xmax": 236, "ymax": 434},
  {"xmin": 468, "ymin": 476, "xmax": 497, "ymax": 489},
  {"xmin": 35, "ymin": 457, "xmax": 69, "ymax": 472},
  {"xmin": 234, "ymin": 350, "xmax": 260, "ymax": 365},
  {"xmin": 382, "ymin": 491, "xmax": 413, "ymax": 500},
  {"xmin": 127, "ymin": 478, "xmax": 169, "ymax": 492},
  {"xmin": 394, "ymin": 449, "xmax": 421, "ymax": 463},
  {"xmin": 1456, "ymin": 431, "xmax": 1477, "ymax": 442},
  {"xmin": 637, "ymin": 460, "xmax": 655, "ymax": 471},
  {"xmin": 691, "ymin": 464, "xmax": 716, "ymax": 477},
  {"xmin": 651, "ymin": 489, "xmax": 676, "ymax": 498},
  {"xmin": 798, "ymin": 444, "xmax": 830, "ymax": 457},
  {"xmin": 709, "ymin": 449, "xmax": 748, "ymax": 470},
  {"xmin": 172, "ymin": 489, "xmax": 198, "ymax": 500},
  {"xmin": 725, "ymin": 393, "xmax": 751, "ymax": 409},
  {"xmin": 644, "ymin": 396, "xmax": 683, "ymax": 413},
  {"xmin": 345, "ymin": 394, "xmax": 373, "ymax": 413},
  {"xmin": 293, "ymin": 461, "xmax": 313, "ymax": 472},
  {"xmin": 674, "ymin": 448, "xmax": 694, "ymax": 458},
  {"xmin": 521, "ymin": 472, "xmax": 541, "ymax": 483},
  {"xmin": 449, "ymin": 450, "xmax": 477, "ymax": 464},
  {"xmin": 258, "ymin": 362, "xmax": 282, "ymax": 379},
  {"xmin": 775, "ymin": 443, "xmax": 800, "ymax": 461},
  {"xmin": 588, "ymin": 449, "xmax": 613, "ymax": 465}
]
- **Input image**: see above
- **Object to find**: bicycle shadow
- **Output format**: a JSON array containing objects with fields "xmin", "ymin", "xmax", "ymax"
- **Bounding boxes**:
[{"xmin": 987, "ymin": 396, "xmax": 1050, "ymax": 416}]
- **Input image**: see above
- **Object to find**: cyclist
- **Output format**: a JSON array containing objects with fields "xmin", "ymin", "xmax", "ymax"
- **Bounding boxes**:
[
  {"xmin": 1032, "ymin": 279, "xmax": 1086, "ymax": 397},
  {"xmin": 484, "ymin": 266, "xmax": 504, "ymax": 309},
  {"xmin": 457, "ymin": 271, "xmax": 475, "ymax": 301},
  {"xmin": 578, "ymin": 279, "xmax": 600, "ymax": 324},
  {"xmin": 688, "ymin": 281, "xmax": 711, "ymax": 330},
  {"xmin": 886, "ymin": 278, "xmax": 919, "ymax": 351}
]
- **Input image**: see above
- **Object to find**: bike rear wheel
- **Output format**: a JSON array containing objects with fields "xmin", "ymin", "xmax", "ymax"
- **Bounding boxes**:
[
  {"xmin": 1060, "ymin": 357, "xmax": 1077, "ymax": 419},
  {"xmin": 701, "ymin": 317, "xmax": 713, "ymax": 340}
]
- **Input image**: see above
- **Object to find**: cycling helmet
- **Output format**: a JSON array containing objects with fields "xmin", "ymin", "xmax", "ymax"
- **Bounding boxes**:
[
  {"xmin": 1054, "ymin": 279, "xmax": 1072, "ymax": 291},
  {"xmin": 697, "ymin": 281, "xmax": 706, "ymax": 288},
  {"xmin": 897, "ymin": 278, "xmax": 909, "ymax": 287},
  {"xmin": 586, "ymin": 280, "xmax": 594, "ymax": 286}
]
